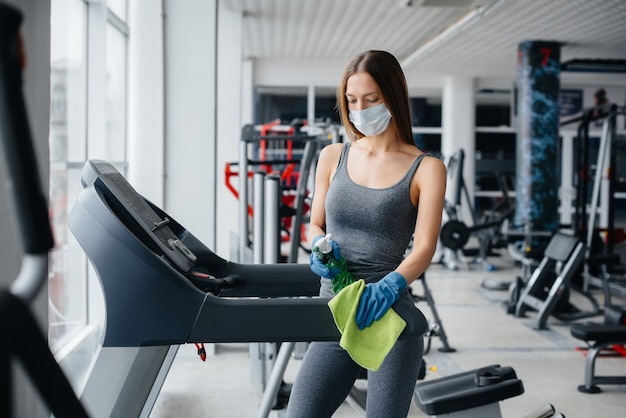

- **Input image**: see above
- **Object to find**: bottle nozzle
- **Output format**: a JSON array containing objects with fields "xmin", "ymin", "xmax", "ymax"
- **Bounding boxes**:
[{"xmin": 314, "ymin": 233, "xmax": 333, "ymax": 255}]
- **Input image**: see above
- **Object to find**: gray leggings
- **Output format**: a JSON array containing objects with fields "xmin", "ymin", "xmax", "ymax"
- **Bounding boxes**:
[
  {"xmin": 286, "ymin": 328, "xmax": 424, "ymax": 418},
  {"xmin": 286, "ymin": 278, "xmax": 425, "ymax": 417}
]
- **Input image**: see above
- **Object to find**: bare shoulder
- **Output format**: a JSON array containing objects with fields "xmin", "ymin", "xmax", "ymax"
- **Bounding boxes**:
[
  {"xmin": 318, "ymin": 142, "xmax": 344, "ymax": 166},
  {"xmin": 408, "ymin": 153, "xmax": 446, "ymax": 205},
  {"xmin": 319, "ymin": 142, "xmax": 344, "ymax": 156},
  {"xmin": 420, "ymin": 154, "xmax": 446, "ymax": 172},
  {"xmin": 415, "ymin": 154, "xmax": 447, "ymax": 184}
]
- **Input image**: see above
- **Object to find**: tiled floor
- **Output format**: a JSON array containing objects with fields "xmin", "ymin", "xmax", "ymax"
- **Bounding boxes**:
[{"xmin": 150, "ymin": 248, "xmax": 626, "ymax": 417}]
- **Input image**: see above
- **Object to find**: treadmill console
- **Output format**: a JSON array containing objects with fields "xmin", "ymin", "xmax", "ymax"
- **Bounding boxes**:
[{"xmin": 81, "ymin": 159, "xmax": 196, "ymax": 274}]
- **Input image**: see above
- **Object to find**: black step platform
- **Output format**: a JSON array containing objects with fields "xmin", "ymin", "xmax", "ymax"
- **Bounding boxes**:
[{"xmin": 413, "ymin": 364, "xmax": 524, "ymax": 417}]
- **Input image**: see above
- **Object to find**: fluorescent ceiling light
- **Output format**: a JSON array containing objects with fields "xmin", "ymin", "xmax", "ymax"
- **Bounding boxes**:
[
  {"xmin": 561, "ymin": 59, "xmax": 626, "ymax": 73},
  {"xmin": 401, "ymin": 0, "xmax": 511, "ymax": 69}
]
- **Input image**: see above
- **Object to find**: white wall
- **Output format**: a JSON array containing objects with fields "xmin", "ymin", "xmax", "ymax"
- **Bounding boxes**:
[
  {"xmin": 254, "ymin": 57, "xmax": 344, "ymax": 88},
  {"xmin": 215, "ymin": 7, "xmax": 243, "ymax": 258},
  {"xmin": 162, "ymin": 0, "xmax": 218, "ymax": 247},
  {"xmin": 128, "ymin": 0, "xmax": 165, "ymax": 207},
  {"xmin": 128, "ymin": 0, "xmax": 243, "ymax": 259}
]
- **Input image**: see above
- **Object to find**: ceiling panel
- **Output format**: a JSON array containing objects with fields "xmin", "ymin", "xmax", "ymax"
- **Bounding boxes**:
[
  {"xmin": 405, "ymin": 0, "xmax": 626, "ymax": 78},
  {"xmin": 222, "ymin": 0, "xmax": 481, "ymax": 59},
  {"xmin": 220, "ymin": 0, "xmax": 626, "ymax": 81}
]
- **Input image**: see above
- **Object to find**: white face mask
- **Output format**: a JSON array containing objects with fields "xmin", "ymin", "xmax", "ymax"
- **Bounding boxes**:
[{"xmin": 349, "ymin": 103, "xmax": 392, "ymax": 137}]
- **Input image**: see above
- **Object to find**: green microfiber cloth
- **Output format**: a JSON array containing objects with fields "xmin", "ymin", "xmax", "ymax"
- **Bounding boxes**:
[{"xmin": 328, "ymin": 279, "xmax": 406, "ymax": 371}]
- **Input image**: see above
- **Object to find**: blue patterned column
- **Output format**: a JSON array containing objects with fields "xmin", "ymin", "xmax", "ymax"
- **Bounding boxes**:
[{"xmin": 515, "ymin": 40, "xmax": 561, "ymax": 233}]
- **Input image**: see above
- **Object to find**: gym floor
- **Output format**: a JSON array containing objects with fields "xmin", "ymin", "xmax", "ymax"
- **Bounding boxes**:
[{"xmin": 150, "ymin": 245, "xmax": 626, "ymax": 417}]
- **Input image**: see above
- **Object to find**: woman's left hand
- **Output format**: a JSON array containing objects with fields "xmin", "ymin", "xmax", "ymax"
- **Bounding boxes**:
[{"xmin": 355, "ymin": 271, "xmax": 407, "ymax": 329}]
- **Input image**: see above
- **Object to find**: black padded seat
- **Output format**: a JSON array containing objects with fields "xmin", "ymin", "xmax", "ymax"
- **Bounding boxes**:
[
  {"xmin": 570, "ymin": 323, "xmax": 626, "ymax": 393},
  {"xmin": 414, "ymin": 365, "xmax": 524, "ymax": 416},
  {"xmin": 570, "ymin": 324, "xmax": 626, "ymax": 344}
]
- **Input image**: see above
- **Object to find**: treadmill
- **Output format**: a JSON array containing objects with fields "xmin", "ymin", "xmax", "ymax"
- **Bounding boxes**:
[{"xmin": 68, "ymin": 159, "xmax": 424, "ymax": 417}]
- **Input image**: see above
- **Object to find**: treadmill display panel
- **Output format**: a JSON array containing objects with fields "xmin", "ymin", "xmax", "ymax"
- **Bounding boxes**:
[{"xmin": 82, "ymin": 160, "xmax": 196, "ymax": 273}]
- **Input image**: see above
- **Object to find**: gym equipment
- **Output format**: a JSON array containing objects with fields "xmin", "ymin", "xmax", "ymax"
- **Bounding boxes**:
[
  {"xmin": 0, "ymin": 5, "xmax": 88, "ymax": 417},
  {"xmin": 439, "ymin": 148, "xmax": 471, "ymax": 270},
  {"xmin": 580, "ymin": 106, "xmax": 626, "ymax": 297},
  {"xmin": 561, "ymin": 103, "xmax": 626, "ymax": 252},
  {"xmin": 410, "ymin": 273, "xmax": 455, "ymax": 353},
  {"xmin": 513, "ymin": 232, "xmax": 601, "ymax": 330},
  {"xmin": 70, "ymin": 160, "xmax": 344, "ymax": 345},
  {"xmin": 570, "ymin": 324, "xmax": 626, "ymax": 393},
  {"xmin": 439, "ymin": 149, "xmax": 514, "ymax": 271},
  {"xmin": 413, "ymin": 365, "xmax": 525, "ymax": 418},
  {"xmin": 67, "ymin": 158, "xmax": 430, "ymax": 416},
  {"xmin": 560, "ymin": 103, "xmax": 613, "ymax": 238},
  {"xmin": 579, "ymin": 107, "xmax": 626, "ymax": 349},
  {"xmin": 503, "ymin": 106, "xmax": 626, "ymax": 316},
  {"xmin": 413, "ymin": 365, "xmax": 565, "ymax": 418},
  {"xmin": 586, "ymin": 251, "xmax": 626, "ymax": 326},
  {"xmin": 69, "ymin": 159, "xmax": 332, "ymax": 416},
  {"xmin": 226, "ymin": 122, "xmax": 335, "ymax": 264}
]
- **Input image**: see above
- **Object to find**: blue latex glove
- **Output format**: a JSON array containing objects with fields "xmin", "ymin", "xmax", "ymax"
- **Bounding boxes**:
[
  {"xmin": 356, "ymin": 271, "xmax": 407, "ymax": 329},
  {"xmin": 309, "ymin": 235, "xmax": 342, "ymax": 279}
]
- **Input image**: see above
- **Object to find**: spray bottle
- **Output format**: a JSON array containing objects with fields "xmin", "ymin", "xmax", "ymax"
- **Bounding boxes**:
[{"xmin": 312, "ymin": 234, "xmax": 355, "ymax": 293}]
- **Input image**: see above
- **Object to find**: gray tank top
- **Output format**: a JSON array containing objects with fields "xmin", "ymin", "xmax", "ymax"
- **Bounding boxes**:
[{"xmin": 325, "ymin": 142, "xmax": 427, "ymax": 282}]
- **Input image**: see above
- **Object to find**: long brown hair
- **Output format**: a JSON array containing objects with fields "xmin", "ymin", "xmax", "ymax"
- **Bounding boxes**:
[{"xmin": 337, "ymin": 50, "xmax": 415, "ymax": 146}]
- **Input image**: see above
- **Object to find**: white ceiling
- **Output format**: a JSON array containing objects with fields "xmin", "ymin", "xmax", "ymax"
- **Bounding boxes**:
[{"xmin": 220, "ymin": 0, "xmax": 626, "ymax": 86}]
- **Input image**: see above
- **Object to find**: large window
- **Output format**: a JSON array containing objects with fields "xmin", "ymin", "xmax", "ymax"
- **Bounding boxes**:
[
  {"xmin": 411, "ymin": 96, "xmax": 442, "ymax": 158},
  {"xmin": 313, "ymin": 87, "xmax": 340, "ymax": 123},
  {"xmin": 254, "ymin": 86, "xmax": 342, "ymax": 125},
  {"xmin": 474, "ymin": 92, "xmax": 516, "ymax": 192},
  {"xmin": 105, "ymin": 12, "xmax": 128, "ymax": 162},
  {"xmin": 474, "ymin": 90, "xmax": 516, "ymax": 213},
  {"xmin": 49, "ymin": 0, "xmax": 88, "ymax": 349},
  {"xmin": 255, "ymin": 86, "xmax": 308, "ymax": 124},
  {"xmin": 49, "ymin": 0, "xmax": 128, "ymax": 351}
]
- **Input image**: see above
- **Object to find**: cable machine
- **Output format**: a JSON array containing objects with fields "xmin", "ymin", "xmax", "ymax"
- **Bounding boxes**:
[
  {"xmin": 225, "ymin": 122, "xmax": 338, "ymax": 265},
  {"xmin": 438, "ymin": 149, "xmax": 514, "ymax": 271},
  {"xmin": 580, "ymin": 105, "xmax": 626, "ymax": 294},
  {"xmin": 512, "ymin": 106, "xmax": 626, "ymax": 329}
]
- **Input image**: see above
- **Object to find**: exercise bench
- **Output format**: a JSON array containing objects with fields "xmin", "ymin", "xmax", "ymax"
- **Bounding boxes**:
[
  {"xmin": 570, "ymin": 323, "xmax": 626, "ymax": 393},
  {"xmin": 514, "ymin": 232, "xmax": 586, "ymax": 330}
]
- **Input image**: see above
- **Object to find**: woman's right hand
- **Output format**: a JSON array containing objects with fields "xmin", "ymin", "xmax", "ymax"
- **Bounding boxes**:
[{"xmin": 309, "ymin": 235, "xmax": 342, "ymax": 278}]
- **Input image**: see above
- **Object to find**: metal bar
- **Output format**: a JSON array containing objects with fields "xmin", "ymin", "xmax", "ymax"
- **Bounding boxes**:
[
  {"xmin": 239, "ymin": 140, "xmax": 249, "ymax": 262},
  {"xmin": 253, "ymin": 172, "xmax": 266, "ymax": 264},
  {"xmin": 256, "ymin": 342, "xmax": 295, "ymax": 418},
  {"xmin": 264, "ymin": 174, "xmax": 281, "ymax": 264},
  {"xmin": 288, "ymin": 140, "xmax": 317, "ymax": 263},
  {"xmin": 586, "ymin": 113, "xmax": 614, "ymax": 253},
  {"xmin": 419, "ymin": 275, "xmax": 454, "ymax": 352}
]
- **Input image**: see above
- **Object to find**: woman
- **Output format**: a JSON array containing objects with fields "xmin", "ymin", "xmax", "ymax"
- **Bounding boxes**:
[{"xmin": 286, "ymin": 50, "xmax": 446, "ymax": 417}]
